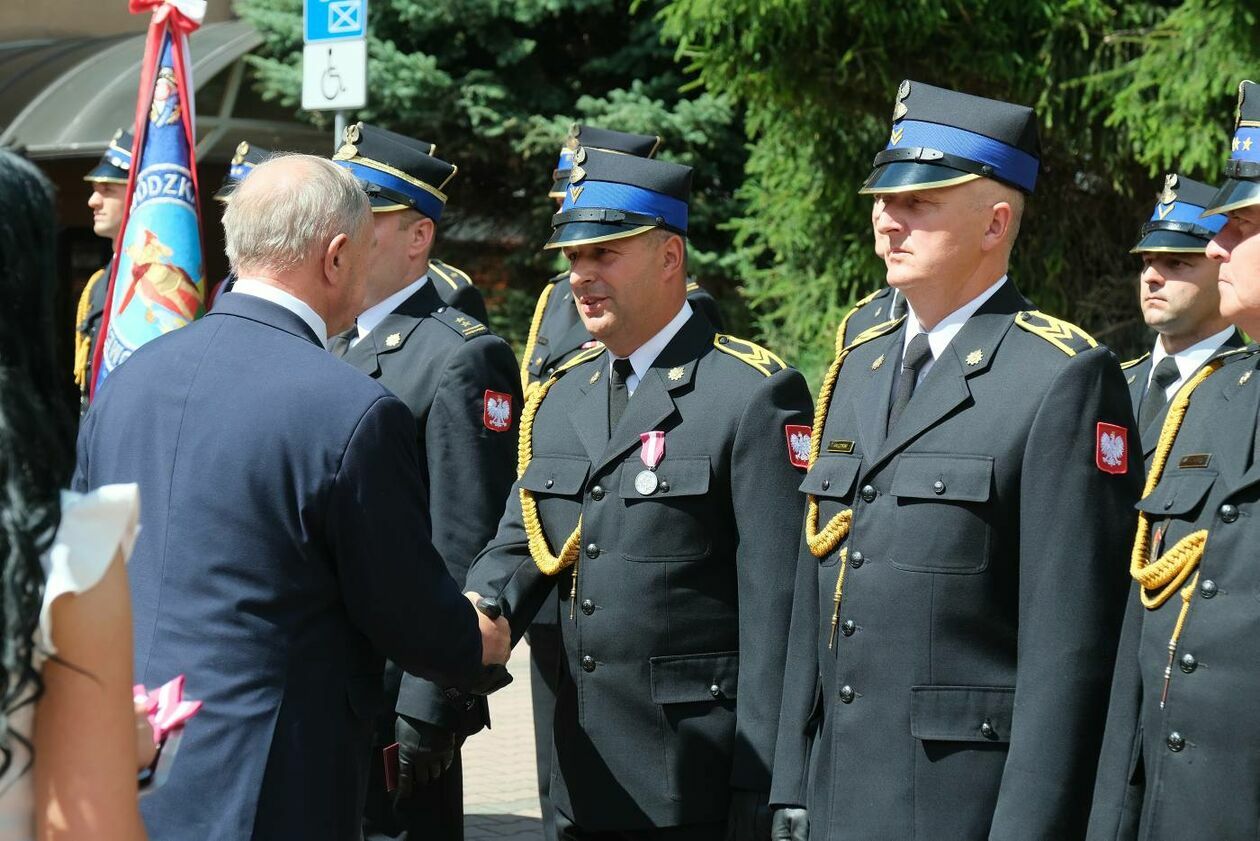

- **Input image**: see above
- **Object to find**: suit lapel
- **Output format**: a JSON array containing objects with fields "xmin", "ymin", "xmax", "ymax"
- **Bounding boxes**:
[
  {"xmin": 345, "ymin": 282, "xmax": 444, "ymax": 377},
  {"xmin": 849, "ymin": 327, "xmax": 903, "ymax": 459},
  {"xmin": 1144, "ymin": 331, "xmax": 1247, "ymax": 457},
  {"xmin": 568, "ymin": 354, "xmax": 613, "ymax": 465},
  {"xmin": 1125, "ymin": 357, "xmax": 1150, "ymax": 421}
]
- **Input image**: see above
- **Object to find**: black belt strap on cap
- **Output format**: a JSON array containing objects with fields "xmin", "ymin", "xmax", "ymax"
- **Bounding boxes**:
[
  {"xmin": 1139, "ymin": 219, "xmax": 1215, "ymax": 240},
  {"xmin": 550, "ymin": 207, "xmax": 683, "ymax": 235},
  {"xmin": 1225, "ymin": 160, "xmax": 1260, "ymax": 179}
]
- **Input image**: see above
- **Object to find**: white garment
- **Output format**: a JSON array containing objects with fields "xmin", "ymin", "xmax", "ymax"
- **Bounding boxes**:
[
  {"xmin": 902, "ymin": 275, "xmax": 1007, "ymax": 385},
  {"xmin": 231, "ymin": 278, "xmax": 329, "ymax": 350},
  {"xmin": 611, "ymin": 302, "xmax": 694, "ymax": 395},
  {"xmin": 0, "ymin": 484, "xmax": 141, "ymax": 840},
  {"xmin": 352, "ymin": 275, "xmax": 430, "ymax": 348},
  {"xmin": 1147, "ymin": 326, "xmax": 1236, "ymax": 399}
]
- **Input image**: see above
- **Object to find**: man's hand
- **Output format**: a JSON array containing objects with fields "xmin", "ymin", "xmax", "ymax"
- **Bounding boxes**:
[
  {"xmin": 395, "ymin": 715, "xmax": 455, "ymax": 798},
  {"xmin": 465, "ymin": 591, "xmax": 511, "ymax": 666},
  {"xmin": 725, "ymin": 788, "xmax": 772, "ymax": 841},
  {"xmin": 770, "ymin": 806, "xmax": 809, "ymax": 841}
]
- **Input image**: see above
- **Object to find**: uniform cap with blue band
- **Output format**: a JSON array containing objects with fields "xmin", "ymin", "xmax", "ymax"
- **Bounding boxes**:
[
  {"xmin": 859, "ymin": 80, "xmax": 1041, "ymax": 196},
  {"xmin": 546, "ymin": 146, "xmax": 691, "ymax": 249},
  {"xmin": 548, "ymin": 124, "xmax": 663, "ymax": 198},
  {"xmin": 333, "ymin": 122, "xmax": 457, "ymax": 221},
  {"xmin": 84, "ymin": 127, "xmax": 135, "ymax": 184},
  {"xmin": 1203, "ymin": 80, "xmax": 1260, "ymax": 216},
  {"xmin": 213, "ymin": 141, "xmax": 271, "ymax": 203},
  {"xmin": 1133, "ymin": 173, "xmax": 1226, "ymax": 253}
]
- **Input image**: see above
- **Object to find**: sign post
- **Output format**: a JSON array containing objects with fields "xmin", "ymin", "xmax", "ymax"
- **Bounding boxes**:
[{"xmin": 301, "ymin": 0, "xmax": 367, "ymax": 149}]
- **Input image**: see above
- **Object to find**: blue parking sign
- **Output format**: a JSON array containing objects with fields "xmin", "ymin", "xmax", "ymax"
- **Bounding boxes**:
[{"xmin": 304, "ymin": 0, "xmax": 367, "ymax": 43}]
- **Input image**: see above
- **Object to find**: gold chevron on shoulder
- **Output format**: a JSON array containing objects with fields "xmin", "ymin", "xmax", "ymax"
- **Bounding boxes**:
[
  {"xmin": 1015, "ymin": 310, "xmax": 1098, "ymax": 357},
  {"xmin": 556, "ymin": 343, "xmax": 606, "ymax": 375},
  {"xmin": 713, "ymin": 334, "xmax": 788, "ymax": 376},
  {"xmin": 1121, "ymin": 352, "xmax": 1150, "ymax": 370},
  {"xmin": 844, "ymin": 315, "xmax": 905, "ymax": 351}
]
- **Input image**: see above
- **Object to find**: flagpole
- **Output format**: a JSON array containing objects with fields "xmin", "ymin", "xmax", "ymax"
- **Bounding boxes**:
[{"xmin": 334, "ymin": 111, "xmax": 346, "ymax": 152}]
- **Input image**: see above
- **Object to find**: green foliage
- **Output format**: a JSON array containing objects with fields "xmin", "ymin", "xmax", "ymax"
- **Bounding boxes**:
[{"xmin": 234, "ymin": 0, "xmax": 745, "ymax": 351}]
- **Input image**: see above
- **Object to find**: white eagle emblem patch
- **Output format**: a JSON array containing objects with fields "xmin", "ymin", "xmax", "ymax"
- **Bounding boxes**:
[
  {"xmin": 483, "ymin": 390, "xmax": 513, "ymax": 432},
  {"xmin": 1096, "ymin": 422, "xmax": 1128, "ymax": 475},
  {"xmin": 785, "ymin": 425, "xmax": 812, "ymax": 469}
]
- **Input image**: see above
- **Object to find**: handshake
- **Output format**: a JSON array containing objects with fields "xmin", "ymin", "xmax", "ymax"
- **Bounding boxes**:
[{"xmin": 461, "ymin": 591, "xmax": 514, "ymax": 696}]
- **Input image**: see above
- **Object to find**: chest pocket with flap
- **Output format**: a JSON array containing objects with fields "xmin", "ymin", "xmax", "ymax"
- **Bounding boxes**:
[
  {"xmin": 520, "ymin": 455, "xmax": 589, "ymax": 546},
  {"xmin": 798, "ymin": 453, "xmax": 862, "ymax": 502},
  {"xmin": 1134, "ymin": 469, "xmax": 1216, "ymax": 519},
  {"xmin": 620, "ymin": 456, "xmax": 712, "ymax": 562},
  {"xmin": 888, "ymin": 453, "xmax": 994, "ymax": 574}
]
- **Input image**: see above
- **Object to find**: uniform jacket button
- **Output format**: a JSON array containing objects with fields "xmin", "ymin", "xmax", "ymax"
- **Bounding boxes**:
[
  {"xmin": 980, "ymin": 721, "xmax": 997, "ymax": 740},
  {"xmin": 580, "ymin": 599, "xmax": 594, "ymax": 616},
  {"xmin": 1167, "ymin": 731, "xmax": 1185, "ymax": 752},
  {"xmin": 821, "ymin": 479, "xmax": 831, "ymax": 491},
  {"xmin": 933, "ymin": 479, "xmax": 946, "ymax": 494},
  {"xmin": 849, "ymin": 551, "xmax": 864, "ymax": 569},
  {"xmin": 839, "ymin": 685, "xmax": 855, "ymax": 703},
  {"xmin": 581, "ymin": 655, "xmax": 596, "ymax": 673},
  {"xmin": 860, "ymin": 485, "xmax": 877, "ymax": 503},
  {"xmin": 590, "ymin": 485, "xmax": 605, "ymax": 500},
  {"xmin": 1200, "ymin": 579, "xmax": 1218, "ymax": 598},
  {"xmin": 1180, "ymin": 653, "xmax": 1198, "ymax": 673},
  {"xmin": 841, "ymin": 619, "xmax": 856, "ymax": 637},
  {"xmin": 1220, "ymin": 504, "xmax": 1239, "ymax": 523},
  {"xmin": 545, "ymin": 479, "xmax": 555, "ymax": 489},
  {"xmin": 710, "ymin": 684, "xmax": 721, "ymax": 698},
  {"xmin": 659, "ymin": 480, "xmax": 670, "ymax": 493},
  {"xmin": 585, "ymin": 543, "xmax": 599, "ymax": 559}
]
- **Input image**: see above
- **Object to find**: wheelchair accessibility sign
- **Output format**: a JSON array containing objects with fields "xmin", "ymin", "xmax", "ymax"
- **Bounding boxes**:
[{"xmin": 304, "ymin": 0, "xmax": 367, "ymax": 42}]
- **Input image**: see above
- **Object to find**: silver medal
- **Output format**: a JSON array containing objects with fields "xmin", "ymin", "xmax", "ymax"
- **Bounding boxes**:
[{"xmin": 634, "ymin": 469, "xmax": 659, "ymax": 496}]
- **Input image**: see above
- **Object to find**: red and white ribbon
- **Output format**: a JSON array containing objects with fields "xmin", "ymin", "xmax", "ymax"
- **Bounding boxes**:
[
  {"xmin": 639, "ymin": 431, "xmax": 665, "ymax": 469},
  {"xmin": 134, "ymin": 674, "xmax": 203, "ymax": 743}
]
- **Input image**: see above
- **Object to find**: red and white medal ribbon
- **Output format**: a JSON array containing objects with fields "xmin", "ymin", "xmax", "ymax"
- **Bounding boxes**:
[{"xmin": 635, "ymin": 431, "xmax": 665, "ymax": 495}]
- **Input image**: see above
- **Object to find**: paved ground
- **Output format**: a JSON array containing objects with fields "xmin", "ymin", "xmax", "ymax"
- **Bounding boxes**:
[{"xmin": 463, "ymin": 640, "xmax": 545, "ymax": 839}]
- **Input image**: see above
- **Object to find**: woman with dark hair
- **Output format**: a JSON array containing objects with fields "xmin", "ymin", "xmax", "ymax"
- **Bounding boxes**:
[{"xmin": 0, "ymin": 148, "xmax": 147, "ymax": 840}]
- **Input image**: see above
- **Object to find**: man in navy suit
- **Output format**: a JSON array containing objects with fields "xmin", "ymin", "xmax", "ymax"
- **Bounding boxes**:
[{"xmin": 73, "ymin": 154, "xmax": 511, "ymax": 841}]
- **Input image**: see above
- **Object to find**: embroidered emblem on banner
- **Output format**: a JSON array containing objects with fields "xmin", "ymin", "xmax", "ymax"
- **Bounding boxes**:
[
  {"xmin": 1096, "ymin": 422, "xmax": 1128, "ymax": 475},
  {"xmin": 484, "ymin": 390, "xmax": 513, "ymax": 431},
  {"xmin": 786, "ymin": 425, "xmax": 812, "ymax": 469}
]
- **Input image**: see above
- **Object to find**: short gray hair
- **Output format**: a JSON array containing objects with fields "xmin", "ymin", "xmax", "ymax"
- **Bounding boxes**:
[{"xmin": 223, "ymin": 153, "xmax": 370, "ymax": 275}]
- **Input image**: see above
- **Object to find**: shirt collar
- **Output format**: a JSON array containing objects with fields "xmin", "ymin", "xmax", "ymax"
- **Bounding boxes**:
[
  {"xmin": 903, "ymin": 275, "xmax": 1008, "ymax": 362},
  {"xmin": 1150, "ymin": 326, "xmax": 1237, "ymax": 386},
  {"xmin": 357, "ymin": 274, "xmax": 430, "ymax": 341},
  {"xmin": 614, "ymin": 302, "xmax": 694, "ymax": 384},
  {"xmin": 231, "ymin": 277, "xmax": 329, "ymax": 349}
]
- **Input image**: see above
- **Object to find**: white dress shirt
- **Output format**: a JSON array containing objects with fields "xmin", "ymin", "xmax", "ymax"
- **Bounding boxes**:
[
  {"xmin": 612, "ymin": 302, "xmax": 694, "ymax": 395},
  {"xmin": 902, "ymin": 275, "xmax": 1008, "ymax": 385},
  {"xmin": 231, "ymin": 278, "xmax": 329, "ymax": 349},
  {"xmin": 1147, "ymin": 326, "xmax": 1237, "ymax": 399},
  {"xmin": 352, "ymin": 274, "xmax": 431, "ymax": 347}
]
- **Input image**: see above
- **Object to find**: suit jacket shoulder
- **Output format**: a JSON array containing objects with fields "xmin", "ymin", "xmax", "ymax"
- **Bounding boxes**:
[
  {"xmin": 1013, "ymin": 310, "xmax": 1099, "ymax": 358},
  {"xmin": 712, "ymin": 333, "xmax": 790, "ymax": 378}
]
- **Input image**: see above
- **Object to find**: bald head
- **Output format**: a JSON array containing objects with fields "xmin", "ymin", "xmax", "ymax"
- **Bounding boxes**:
[{"xmin": 223, "ymin": 153, "xmax": 374, "ymax": 334}]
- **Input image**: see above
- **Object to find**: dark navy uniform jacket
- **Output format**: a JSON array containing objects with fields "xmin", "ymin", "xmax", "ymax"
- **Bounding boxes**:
[
  {"xmin": 1089, "ymin": 346, "xmax": 1260, "ymax": 841},
  {"xmin": 73, "ymin": 292, "xmax": 482, "ymax": 841},
  {"xmin": 467, "ymin": 312, "xmax": 812, "ymax": 831},
  {"xmin": 428, "ymin": 258, "xmax": 489, "ymax": 324},
  {"xmin": 771, "ymin": 280, "xmax": 1142, "ymax": 840}
]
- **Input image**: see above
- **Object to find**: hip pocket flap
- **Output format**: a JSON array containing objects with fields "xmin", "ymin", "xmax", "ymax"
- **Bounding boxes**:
[
  {"xmin": 520, "ymin": 454, "xmax": 590, "ymax": 495},
  {"xmin": 910, "ymin": 685, "xmax": 1014, "ymax": 743},
  {"xmin": 649, "ymin": 650, "xmax": 739, "ymax": 703}
]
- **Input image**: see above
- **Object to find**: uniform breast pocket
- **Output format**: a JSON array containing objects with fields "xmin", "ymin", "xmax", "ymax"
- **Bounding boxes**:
[
  {"xmin": 799, "ymin": 454, "xmax": 862, "ymax": 567},
  {"xmin": 1134, "ymin": 469, "xmax": 1216, "ymax": 521},
  {"xmin": 519, "ymin": 455, "xmax": 589, "ymax": 546},
  {"xmin": 620, "ymin": 456, "xmax": 712, "ymax": 562},
  {"xmin": 888, "ymin": 453, "xmax": 994, "ymax": 574}
]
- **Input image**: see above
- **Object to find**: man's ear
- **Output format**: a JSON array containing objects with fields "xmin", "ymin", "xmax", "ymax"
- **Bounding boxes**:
[
  {"xmin": 661, "ymin": 233, "xmax": 685, "ymax": 274},
  {"xmin": 982, "ymin": 202, "xmax": 1013, "ymax": 253},
  {"xmin": 408, "ymin": 216, "xmax": 435, "ymax": 261},
  {"xmin": 324, "ymin": 232, "xmax": 351, "ymax": 282}
]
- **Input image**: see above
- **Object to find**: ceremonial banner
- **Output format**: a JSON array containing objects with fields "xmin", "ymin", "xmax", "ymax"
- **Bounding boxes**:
[{"xmin": 91, "ymin": 0, "xmax": 207, "ymax": 397}]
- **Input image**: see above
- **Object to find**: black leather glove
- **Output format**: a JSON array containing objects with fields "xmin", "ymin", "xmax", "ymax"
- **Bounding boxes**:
[
  {"xmin": 725, "ymin": 788, "xmax": 772, "ymax": 841},
  {"xmin": 395, "ymin": 715, "xmax": 454, "ymax": 798},
  {"xmin": 770, "ymin": 806, "xmax": 809, "ymax": 841}
]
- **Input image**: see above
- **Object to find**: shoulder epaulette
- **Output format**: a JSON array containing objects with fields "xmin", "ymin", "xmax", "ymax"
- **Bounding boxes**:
[
  {"xmin": 429, "ymin": 259, "xmax": 475, "ymax": 293},
  {"xmin": 686, "ymin": 280, "xmax": 701, "ymax": 294},
  {"xmin": 1216, "ymin": 344, "xmax": 1258, "ymax": 362},
  {"xmin": 433, "ymin": 306, "xmax": 489, "ymax": 340},
  {"xmin": 713, "ymin": 334, "xmax": 788, "ymax": 377},
  {"xmin": 555, "ymin": 344, "xmax": 606, "ymax": 375},
  {"xmin": 1014, "ymin": 310, "xmax": 1098, "ymax": 357},
  {"xmin": 548, "ymin": 270, "xmax": 569, "ymax": 285},
  {"xmin": 844, "ymin": 316, "xmax": 904, "ymax": 351},
  {"xmin": 1121, "ymin": 352, "xmax": 1150, "ymax": 370}
]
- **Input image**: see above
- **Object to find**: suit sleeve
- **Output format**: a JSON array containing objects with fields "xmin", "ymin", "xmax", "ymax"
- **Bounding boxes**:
[
  {"xmin": 989, "ymin": 347, "xmax": 1141, "ymax": 840},
  {"xmin": 1085, "ymin": 582, "xmax": 1146, "ymax": 841},
  {"xmin": 768, "ymin": 527, "xmax": 822, "ymax": 807},
  {"xmin": 728, "ymin": 368, "xmax": 813, "ymax": 791},
  {"xmin": 396, "ymin": 335, "xmax": 523, "ymax": 726},
  {"xmin": 328, "ymin": 394, "xmax": 482, "ymax": 689}
]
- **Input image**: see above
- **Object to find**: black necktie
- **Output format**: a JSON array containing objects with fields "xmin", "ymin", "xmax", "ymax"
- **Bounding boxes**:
[
  {"xmin": 887, "ymin": 332, "xmax": 933, "ymax": 432},
  {"xmin": 329, "ymin": 328, "xmax": 354, "ymax": 358},
  {"xmin": 1139, "ymin": 357, "xmax": 1181, "ymax": 430},
  {"xmin": 609, "ymin": 358, "xmax": 634, "ymax": 434}
]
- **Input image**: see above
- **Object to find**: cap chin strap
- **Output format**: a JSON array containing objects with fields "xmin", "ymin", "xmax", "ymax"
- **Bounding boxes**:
[
  {"xmin": 872, "ymin": 146, "xmax": 1028, "ymax": 193},
  {"xmin": 1139, "ymin": 220, "xmax": 1216, "ymax": 241},
  {"xmin": 1225, "ymin": 160, "xmax": 1260, "ymax": 179},
  {"xmin": 550, "ymin": 207, "xmax": 684, "ymax": 235},
  {"xmin": 360, "ymin": 181, "xmax": 420, "ymax": 212}
]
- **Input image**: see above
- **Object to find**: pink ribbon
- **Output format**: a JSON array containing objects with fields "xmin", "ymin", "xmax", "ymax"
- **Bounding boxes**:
[
  {"xmin": 639, "ymin": 431, "xmax": 665, "ymax": 469},
  {"xmin": 129, "ymin": 0, "xmax": 205, "ymax": 34},
  {"xmin": 134, "ymin": 674, "xmax": 203, "ymax": 743}
]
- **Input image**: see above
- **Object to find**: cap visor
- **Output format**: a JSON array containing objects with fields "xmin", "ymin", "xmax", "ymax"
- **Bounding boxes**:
[
  {"xmin": 858, "ymin": 162, "xmax": 981, "ymax": 195},
  {"xmin": 368, "ymin": 194, "xmax": 410, "ymax": 213},
  {"xmin": 83, "ymin": 162, "xmax": 129, "ymax": 183},
  {"xmin": 213, "ymin": 181, "xmax": 236, "ymax": 203},
  {"xmin": 1202, "ymin": 178, "xmax": 1260, "ymax": 216},
  {"xmin": 544, "ymin": 222, "xmax": 656, "ymax": 250},
  {"xmin": 1131, "ymin": 228, "xmax": 1210, "ymax": 254}
]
